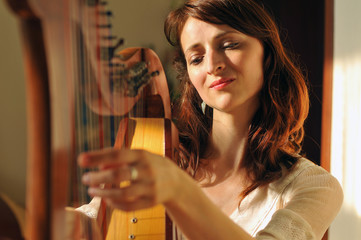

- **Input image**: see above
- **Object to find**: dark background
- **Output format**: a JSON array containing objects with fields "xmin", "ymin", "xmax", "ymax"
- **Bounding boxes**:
[{"xmin": 258, "ymin": 0, "xmax": 326, "ymax": 165}]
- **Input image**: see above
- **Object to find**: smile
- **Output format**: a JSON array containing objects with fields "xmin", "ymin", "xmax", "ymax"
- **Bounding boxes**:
[{"xmin": 209, "ymin": 78, "xmax": 235, "ymax": 90}]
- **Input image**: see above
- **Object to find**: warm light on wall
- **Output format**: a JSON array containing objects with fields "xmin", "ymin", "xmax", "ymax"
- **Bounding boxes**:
[
  {"xmin": 332, "ymin": 57, "xmax": 361, "ymax": 217},
  {"xmin": 330, "ymin": 0, "xmax": 361, "ymax": 238},
  {"xmin": 330, "ymin": 55, "xmax": 361, "ymax": 240}
]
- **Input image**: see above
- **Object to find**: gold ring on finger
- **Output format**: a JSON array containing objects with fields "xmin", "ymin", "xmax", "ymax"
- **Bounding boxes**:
[{"xmin": 129, "ymin": 166, "xmax": 138, "ymax": 182}]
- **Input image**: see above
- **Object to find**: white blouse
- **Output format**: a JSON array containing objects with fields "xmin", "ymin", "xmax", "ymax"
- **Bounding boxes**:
[
  {"xmin": 229, "ymin": 158, "xmax": 343, "ymax": 240},
  {"xmin": 77, "ymin": 158, "xmax": 343, "ymax": 240}
]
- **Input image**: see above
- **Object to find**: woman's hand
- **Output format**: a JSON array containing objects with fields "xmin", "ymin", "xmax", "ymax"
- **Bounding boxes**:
[
  {"xmin": 78, "ymin": 148, "xmax": 255, "ymax": 240},
  {"xmin": 78, "ymin": 148, "xmax": 180, "ymax": 211}
]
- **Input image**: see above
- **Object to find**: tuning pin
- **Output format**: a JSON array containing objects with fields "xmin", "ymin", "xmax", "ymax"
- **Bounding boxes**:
[
  {"xmin": 96, "ymin": 24, "xmax": 112, "ymax": 28},
  {"xmin": 86, "ymin": 0, "xmax": 97, "ymax": 6},
  {"xmin": 100, "ymin": 38, "xmax": 125, "ymax": 61},
  {"xmin": 98, "ymin": 10, "xmax": 113, "ymax": 17},
  {"xmin": 102, "ymin": 35, "xmax": 117, "ymax": 40},
  {"xmin": 113, "ymin": 38, "xmax": 124, "ymax": 50},
  {"xmin": 108, "ymin": 63, "xmax": 125, "ymax": 68},
  {"xmin": 151, "ymin": 70, "xmax": 160, "ymax": 77}
]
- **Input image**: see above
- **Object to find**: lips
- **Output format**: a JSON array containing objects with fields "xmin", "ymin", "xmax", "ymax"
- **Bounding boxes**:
[{"xmin": 209, "ymin": 78, "xmax": 235, "ymax": 89}]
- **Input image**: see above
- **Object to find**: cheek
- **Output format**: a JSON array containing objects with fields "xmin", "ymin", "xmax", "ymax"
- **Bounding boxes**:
[
  {"xmin": 246, "ymin": 65, "xmax": 264, "ymax": 95},
  {"xmin": 254, "ymin": 61, "xmax": 264, "ymax": 92},
  {"xmin": 253, "ymin": 50, "xmax": 265, "ymax": 83},
  {"xmin": 188, "ymin": 69, "xmax": 206, "ymax": 94},
  {"xmin": 237, "ymin": 53, "xmax": 264, "ymax": 85}
]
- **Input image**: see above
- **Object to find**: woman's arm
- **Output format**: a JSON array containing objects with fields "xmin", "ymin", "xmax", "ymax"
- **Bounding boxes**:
[
  {"xmin": 164, "ymin": 167, "xmax": 255, "ymax": 240},
  {"xmin": 78, "ymin": 148, "xmax": 255, "ymax": 240}
]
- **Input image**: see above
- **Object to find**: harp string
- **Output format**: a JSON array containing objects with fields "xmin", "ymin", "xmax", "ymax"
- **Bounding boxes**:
[
  {"xmin": 67, "ymin": 1, "xmax": 164, "ymax": 237},
  {"xmin": 67, "ymin": 1, "xmax": 113, "ymax": 237},
  {"xmin": 78, "ymin": 1, "xmax": 130, "ymax": 237},
  {"xmin": 75, "ymin": 2, "xmax": 93, "ymax": 237}
]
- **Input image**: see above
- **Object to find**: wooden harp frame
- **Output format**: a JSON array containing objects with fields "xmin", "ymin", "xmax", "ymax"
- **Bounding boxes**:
[
  {"xmin": 4, "ymin": 1, "xmax": 52, "ymax": 239},
  {"xmin": 4, "ymin": 0, "xmax": 174, "ymax": 239}
]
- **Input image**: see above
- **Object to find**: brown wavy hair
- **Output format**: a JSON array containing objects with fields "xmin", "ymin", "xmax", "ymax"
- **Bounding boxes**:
[{"xmin": 164, "ymin": 0, "xmax": 309, "ymax": 198}]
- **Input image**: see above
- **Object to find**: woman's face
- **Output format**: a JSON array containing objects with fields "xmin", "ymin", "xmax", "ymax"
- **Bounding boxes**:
[{"xmin": 180, "ymin": 17, "xmax": 264, "ymax": 114}]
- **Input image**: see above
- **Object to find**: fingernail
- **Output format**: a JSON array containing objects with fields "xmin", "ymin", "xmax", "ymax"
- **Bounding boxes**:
[
  {"xmin": 82, "ymin": 174, "xmax": 90, "ymax": 184},
  {"xmin": 78, "ymin": 153, "xmax": 90, "ymax": 167},
  {"xmin": 88, "ymin": 188, "xmax": 96, "ymax": 196}
]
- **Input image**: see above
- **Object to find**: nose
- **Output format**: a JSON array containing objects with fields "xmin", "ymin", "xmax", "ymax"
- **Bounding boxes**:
[{"xmin": 206, "ymin": 49, "xmax": 225, "ymax": 75}]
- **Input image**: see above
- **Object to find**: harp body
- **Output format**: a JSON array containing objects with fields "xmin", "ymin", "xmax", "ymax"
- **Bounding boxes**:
[
  {"xmin": 106, "ymin": 117, "xmax": 172, "ymax": 240},
  {"xmin": 4, "ymin": 0, "xmax": 174, "ymax": 239}
]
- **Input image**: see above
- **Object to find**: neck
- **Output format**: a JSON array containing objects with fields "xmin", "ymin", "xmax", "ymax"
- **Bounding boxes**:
[
  {"xmin": 211, "ymin": 99, "xmax": 257, "ymax": 160},
  {"xmin": 197, "ymin": 102, "xmax": 258, "ymax": 186}
]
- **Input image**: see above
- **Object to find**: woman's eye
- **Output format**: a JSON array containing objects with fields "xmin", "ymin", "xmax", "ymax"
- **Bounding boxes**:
[
  {"xmin": 222, "ymin": 42, "xmax": 239, "ymax": 49},
  {"xmin": 189, "ymin": 56, "xmax": 203, "ymax": 65}
]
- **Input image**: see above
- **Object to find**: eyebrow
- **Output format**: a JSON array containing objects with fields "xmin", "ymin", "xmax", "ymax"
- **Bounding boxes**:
[{"xmin": 184, "ymin": 30, "xmax": 239, "ymax": 55}]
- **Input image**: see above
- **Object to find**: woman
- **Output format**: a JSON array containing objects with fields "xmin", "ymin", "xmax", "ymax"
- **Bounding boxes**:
[{"xmin": 78, "ymin": 0, "xmax": 343, "ymax": 239}]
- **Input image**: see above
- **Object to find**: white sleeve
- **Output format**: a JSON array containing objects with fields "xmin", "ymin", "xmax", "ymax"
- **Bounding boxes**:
[
  {"xmin": 256, "ymin": 164, "xmax": 343, "ymax": 240},
  {"xmin": 75, "ymin": 196, "xmax": 102, "ymax": 218}
]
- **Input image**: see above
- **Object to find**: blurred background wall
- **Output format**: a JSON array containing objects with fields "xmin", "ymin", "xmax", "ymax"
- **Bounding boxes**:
[{"xmin": 0, "ymin": 0, "xmax": 27, "ymax": 207}]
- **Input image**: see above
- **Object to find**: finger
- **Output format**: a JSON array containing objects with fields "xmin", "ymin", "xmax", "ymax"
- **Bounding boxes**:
[
  {"xmin": 78, "ymin": 148, "xmax": 144, "ymax": 168},
  {"xmin": 88, "ymin": 182, "xmax": 154, "ymax": 202},
  {"xmin": 82, "ymin": 162, "xmax": 147, "ymax": 186},
  {"xmin": 82, "ymin": 165, "xmax": 130, "ymax": 186},
  {"xmin": 78, "ymin": 148, "xmax": 118, "ymax": 167}
]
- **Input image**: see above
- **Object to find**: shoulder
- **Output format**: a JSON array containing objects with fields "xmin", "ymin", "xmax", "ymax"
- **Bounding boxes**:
[
  {"xmin": 271, "ymin": 158, "xmax": 342, "ymax": 194},
  {"xmin": 277, "ymin": 158, "xmax": 343, "ymax": 212},
  {"xmin": 259, "ymin": 158, "xmax": 343, "ymax": 239},
  {"xmin": 283, "ymin": 158, "xmax": 342, "ymax": 197}
]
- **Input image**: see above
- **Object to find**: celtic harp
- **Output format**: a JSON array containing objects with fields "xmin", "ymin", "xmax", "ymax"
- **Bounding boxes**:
[{"xmin": 4, "ymin": 0, "xmax": 174, "ymax": 239}]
